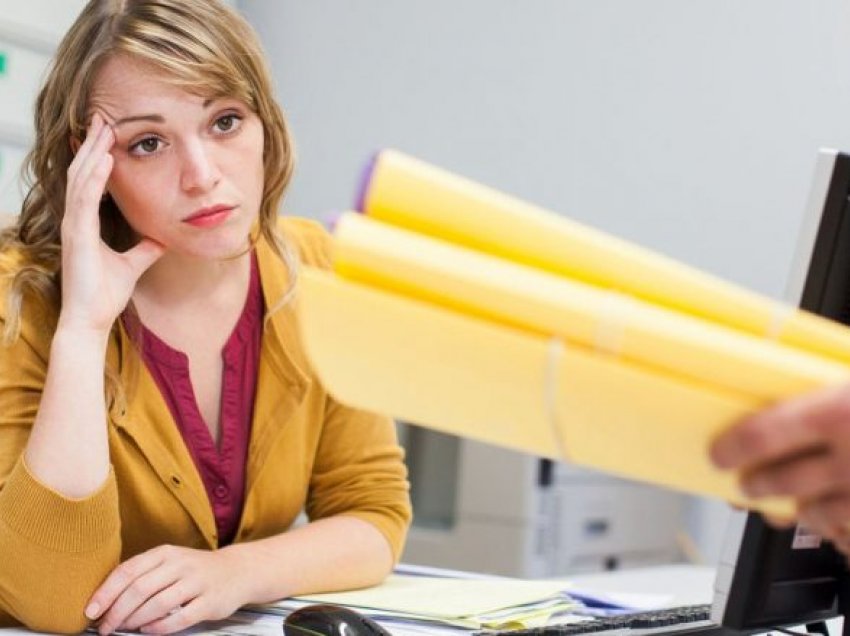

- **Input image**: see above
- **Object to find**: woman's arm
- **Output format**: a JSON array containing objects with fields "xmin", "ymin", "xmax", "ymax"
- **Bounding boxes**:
[
  {"xmin": 85, "ymin": 399, "xmax": 411, "ymax": 635},
  {"xmin": 25, "ymin": 114, "xmax": 162, "ymax": 498},
  {"xmin": 234, "ymin": 514, "xmax": 395, "ymax": 600},
  {"xmin": 23, "ymin": 326, "xmax": 112, "ymax": 496},
  {"xmin": 87, "ymin": 515, "xmax": 393, "ymax": 635},
  {"xmin": 0, "ymin": 114, "xmax": 163, "ymax": 633},
  {"xmin": 0, "ymin": 321, "xmax": 123, "ymax": 634}
]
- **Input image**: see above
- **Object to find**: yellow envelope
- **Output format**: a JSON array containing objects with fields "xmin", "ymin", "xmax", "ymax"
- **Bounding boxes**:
[
  {"xmin": 332, "ymin": 212, "xmax": 850, "ymax": 402},
  {"xmin": 358, "ymin": 149, "xmax": 850, "ymax": 365},
  {"xmin": 296, "ymin": 267, "xmax": 793, "ymax": 516}
]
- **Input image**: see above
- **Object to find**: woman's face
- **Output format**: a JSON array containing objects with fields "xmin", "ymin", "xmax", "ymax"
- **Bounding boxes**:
[{"xmin": 88, "ymin": 55, "xmax": 265, "ymax": 260}]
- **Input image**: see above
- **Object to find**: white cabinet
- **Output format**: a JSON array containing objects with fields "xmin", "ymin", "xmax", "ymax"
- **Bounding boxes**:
[{"xmin": 400, "ymin": 430, "xmax": 686, "ymax": 577}]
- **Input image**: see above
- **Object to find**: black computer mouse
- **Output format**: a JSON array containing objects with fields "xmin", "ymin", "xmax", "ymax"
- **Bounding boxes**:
[{"xmin": 283, "ymin": 603, "xmax": 392, "ymax": 636}]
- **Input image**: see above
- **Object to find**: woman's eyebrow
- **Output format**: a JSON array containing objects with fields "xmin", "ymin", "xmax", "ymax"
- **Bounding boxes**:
[
  {"xmin": 113, "ymin": 113, "xmax": 166, "ymax": 128},
  {"xmin": 110, "ymin": 99, "xmax": 221, "ymax": 128}
]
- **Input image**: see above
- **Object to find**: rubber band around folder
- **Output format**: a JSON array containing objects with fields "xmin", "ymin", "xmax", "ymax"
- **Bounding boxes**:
[
  {"xmin": 545, "ymin": 292, "xmax": 631, "ymax": 462},
  {"xmin": 544, "ymin": 337, "xmax": 569, "ymax": 461}
]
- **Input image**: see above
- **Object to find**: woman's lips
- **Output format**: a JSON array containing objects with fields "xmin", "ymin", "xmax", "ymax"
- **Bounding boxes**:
[{"xmin": 183, "ymin": 205, "xmax": 235, "ymax": 227}]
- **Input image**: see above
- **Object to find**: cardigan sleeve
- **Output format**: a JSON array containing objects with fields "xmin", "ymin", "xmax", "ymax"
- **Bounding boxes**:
[
  {"xmin": 0, "ymin": 310, "xmax": 122, "ymax": 633},
  {"xmin": 305, "ymin": 396, "xmax": 412, "ymax": 563},
  {"xmin": 282, "ymin": 216, "xmax": 413, "ymax": 561}
]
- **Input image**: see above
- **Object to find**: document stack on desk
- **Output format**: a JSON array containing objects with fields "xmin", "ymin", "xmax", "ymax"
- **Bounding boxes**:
[
  {"xmin": 254, "ymin": 574, "xmax": 584, "ymax": 631},
  {"xmin": 85, "ymin": 571, "xmax": 619, "ymax": 636},
  {"xmin": 295, "ymin": 149, "xmax": 850, "ymax": 516}
]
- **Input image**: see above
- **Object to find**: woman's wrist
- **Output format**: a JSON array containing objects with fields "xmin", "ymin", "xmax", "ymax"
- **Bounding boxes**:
[
  {"xmin": 216, "ymin": 542, "xmax": 269, "ymax": 607},
  {"xmin": 53, "ymin": 316, "xmax": 113, "ymax": 351}
]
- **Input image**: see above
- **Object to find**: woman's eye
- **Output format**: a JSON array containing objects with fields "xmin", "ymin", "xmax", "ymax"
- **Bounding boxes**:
[
  {"xmin": 130, "ymin": 137, "xmax": 161, "ymax": 155},
  {"xmin": 214, "ymin": 114, "xmax": 242, "ymax": 133}
]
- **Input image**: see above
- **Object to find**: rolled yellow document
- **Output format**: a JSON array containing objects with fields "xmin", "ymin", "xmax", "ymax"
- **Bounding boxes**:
[
  {"xmin": 356, "ymin": 150, "xmax": 850, "ymax": 365},
  {"xmin": 296, "ymin": 267, "xmax": 794, "ymax": 517},
  {"xmin": 332, "ymin": 212, "xmax": 850, "ymax": 402}
]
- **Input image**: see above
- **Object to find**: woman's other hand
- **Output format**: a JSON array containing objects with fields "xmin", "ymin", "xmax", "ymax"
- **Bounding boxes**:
[
  {"xmin": 710, "ymin": 385, "xmax": 850, "ymax": 554},
  {"xmin": 60, "ymin": 112, "xmax": 163, "ymax": 335},
  {"xmin": 85, "ymin": 544, "xmax": 249, "ymax": 635}
]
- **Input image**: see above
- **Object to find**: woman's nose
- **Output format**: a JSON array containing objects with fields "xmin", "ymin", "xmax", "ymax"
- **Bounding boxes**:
[{"xmin": 179, "ymin": 141, "xmax": 221, "ymax": 193}]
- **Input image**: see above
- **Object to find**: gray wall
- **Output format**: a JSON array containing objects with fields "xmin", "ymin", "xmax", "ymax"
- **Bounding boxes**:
[
  {"xmin": 239, "ymin": 0, "xmax": 850, "ymax": 564},
  {"xmin": 241, "ymin": 0, "xmax": 850, "ymax": 299}
]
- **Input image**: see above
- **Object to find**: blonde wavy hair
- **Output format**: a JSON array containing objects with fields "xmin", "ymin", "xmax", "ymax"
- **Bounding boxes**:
[{"xmin": 0, "ymin": 0, "xmax": 297, "ymax": 410}]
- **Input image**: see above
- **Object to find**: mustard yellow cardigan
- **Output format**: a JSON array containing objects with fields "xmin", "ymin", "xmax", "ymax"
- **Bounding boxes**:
[{"xmin": 0, "ymin": 217, "xmax": 412, "ymax": 632}]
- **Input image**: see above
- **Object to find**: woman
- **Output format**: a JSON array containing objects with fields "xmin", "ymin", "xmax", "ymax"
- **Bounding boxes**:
[{"xmin": 0, "ymin": 1, "xmax": 411, "ymax": 633}]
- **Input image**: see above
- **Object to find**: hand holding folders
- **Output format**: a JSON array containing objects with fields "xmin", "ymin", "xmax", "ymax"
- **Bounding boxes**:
[{"xmin": 295, "ymin": 150, "xmax": 850, "ymax": 516}]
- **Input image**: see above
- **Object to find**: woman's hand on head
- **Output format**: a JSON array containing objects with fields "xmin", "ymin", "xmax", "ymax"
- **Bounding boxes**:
[
  {"xmin": 710, "ymin": 384, "xmax": 850, "ymax": 554},
  {"xmin": 85, "ymin": 544, "xmax": 250, "ymax": 635},
  {"xmin": 60, "ymin": 112, "xmax": 164, "ymax": 335}
]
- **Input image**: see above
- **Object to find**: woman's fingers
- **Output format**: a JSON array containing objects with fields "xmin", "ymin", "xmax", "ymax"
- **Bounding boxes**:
[
  {"xmin": 89, "ymin": 547, "xmax": 173, "ymax": 634},
  {"xmin": 138, "ymin": 597, "xmax": 207, "ymax": 636},
  {"xmin": 64, "ymin": 114, "xmax": 115, "ymax": 239},
  {"xmin": 67, "ymin": 113, "xmax": 112, "ymax": 192},
  {"xmin": 66, "ymin": 113, "xmax": 104, "ymax": 180},
  {"xmin": 118, "ymin": 580, "xmax": 198, "ymax": 632},
  {"xmin": 91, "ymin": 546, "xmax": 238, "ymax": 635},
  {"xmin": 81, "ymin": 125, "xmax": 115, "ymax": 196},
  {"xmin": 87, "ymin": 547, "xmax": 164, "ymax": 621}
]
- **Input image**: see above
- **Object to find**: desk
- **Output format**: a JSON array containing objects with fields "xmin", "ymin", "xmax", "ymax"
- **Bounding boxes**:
[
  {"xmin": 0, "ymin": 564, "xmax": 836, "ymax": 636},
  {"xmin": 566, "ymin": 564, "xmax": 716, "ymax": 608}
]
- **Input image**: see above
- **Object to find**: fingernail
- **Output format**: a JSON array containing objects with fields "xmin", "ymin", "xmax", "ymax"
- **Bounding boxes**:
[{"xmin": 85, "ymin": 602, "xmax": 100, "ymax": 619}]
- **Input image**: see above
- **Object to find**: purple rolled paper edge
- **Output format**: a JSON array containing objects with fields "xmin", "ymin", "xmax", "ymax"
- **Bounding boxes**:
[
  {"xmin": 354, "ymin": 150, "xmax": 381, "ymax": 213},
  {"xmin": 323, "ymin": 210, "xmax": 343, "ymax": 232}
]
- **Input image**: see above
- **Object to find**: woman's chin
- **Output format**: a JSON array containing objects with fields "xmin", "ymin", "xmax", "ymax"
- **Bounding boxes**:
[{"xmin": 163, "ymin": 235, "xmax": 253, "ymax": 262}]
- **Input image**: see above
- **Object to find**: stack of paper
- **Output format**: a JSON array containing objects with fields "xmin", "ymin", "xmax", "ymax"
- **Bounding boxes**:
[
  {"xmin": 295, "ymin": 150, "xmax": 850, "ymax": 516},
  {"xmin": 253, "ymin": 574, "xmax": 584, "ymax": 631}
]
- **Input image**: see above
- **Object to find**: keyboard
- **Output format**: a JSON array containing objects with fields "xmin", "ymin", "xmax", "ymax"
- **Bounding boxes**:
[{"xmin": 477, "ymin": 604, "xmax": 714, "ymax": 636}]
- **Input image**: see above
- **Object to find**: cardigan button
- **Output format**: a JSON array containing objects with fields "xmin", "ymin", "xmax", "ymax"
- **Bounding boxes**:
[{"xmin": 170, "ymin": 475, "xmax": 182, "ymax": 487}]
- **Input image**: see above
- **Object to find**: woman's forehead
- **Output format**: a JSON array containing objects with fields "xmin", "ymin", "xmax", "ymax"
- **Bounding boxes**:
[{"xmin": 89, "ymin": 56, "xmax": 217, "ymax": 119}]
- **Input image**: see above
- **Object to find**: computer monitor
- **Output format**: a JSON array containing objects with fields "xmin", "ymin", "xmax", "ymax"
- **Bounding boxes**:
[{"xmin": 711, "ymin": 149, "xmax": 850, "ymax": 635}]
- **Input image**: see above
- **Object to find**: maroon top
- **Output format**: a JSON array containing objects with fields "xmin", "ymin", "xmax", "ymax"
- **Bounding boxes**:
[{"xmin": 124, "ymin": 254, "xmax": 264, "ymax": 546}]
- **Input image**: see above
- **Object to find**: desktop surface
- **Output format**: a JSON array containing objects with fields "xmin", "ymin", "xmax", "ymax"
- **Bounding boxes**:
[
  {"xmin": 565, "ymin": 565, "xmax": 716, "ymax": 609},
  {"xmin": 0, "ymin": 564, "xmax": 716, "ymax": 636}
]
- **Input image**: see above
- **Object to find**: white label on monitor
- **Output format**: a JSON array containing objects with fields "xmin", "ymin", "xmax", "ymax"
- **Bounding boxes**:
[{"xmin": 792, "ymin": 525, "xmax": 823, "ymax": 550}]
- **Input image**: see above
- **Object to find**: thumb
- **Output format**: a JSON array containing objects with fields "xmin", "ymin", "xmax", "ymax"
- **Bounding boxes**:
[{"xmin": 123, "ymin": 238, "xmax": 165, "ymax": 279}]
